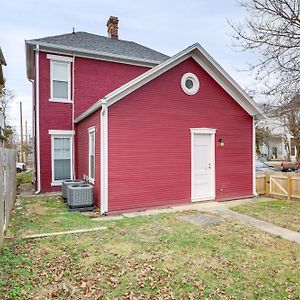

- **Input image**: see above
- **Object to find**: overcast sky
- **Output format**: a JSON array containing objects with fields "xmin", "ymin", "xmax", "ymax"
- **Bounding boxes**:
[{"xmin": 0, "ymin": 0, "xmax": 259, "ymax": 137}]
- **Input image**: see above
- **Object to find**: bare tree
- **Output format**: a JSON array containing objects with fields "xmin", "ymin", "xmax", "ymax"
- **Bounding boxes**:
[
  {"xmin": 256, "ymin": 126, "xmax": 271, "ymax": 155},
  {"xmin": 229, "ymin": 0, "xmax": 300, "ymax": 100},
  {"xmin": 0, "ymin": 84, "xmax": 14, "ymax": 120}
]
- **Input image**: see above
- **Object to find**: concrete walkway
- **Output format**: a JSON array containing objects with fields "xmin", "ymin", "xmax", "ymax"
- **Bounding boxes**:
[
  {"xmin": 93, "ymin": 197, "xmax": 300, "ymax": 244},
  {"xmin": 173, "ymin": 199, "xmax": 300, "ymax": 243}
]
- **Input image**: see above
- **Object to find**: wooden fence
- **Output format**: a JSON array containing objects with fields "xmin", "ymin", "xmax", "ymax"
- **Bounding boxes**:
[
  {"xmin": 0, "ymin": 148, "xmax": 16, "ymax": 253},
  {"xmin": 256, "ymin": 172, "xmax": 300, "ymax": 200}
]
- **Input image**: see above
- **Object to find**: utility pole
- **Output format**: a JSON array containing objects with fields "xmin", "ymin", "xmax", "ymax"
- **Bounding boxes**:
[
  {"xmin": 25, "ymin": 120, "xmax": 28, "ymax": 164},
  {"xmin": 20, "ymin": 102, "xmax": 24, "ymax": 163}
]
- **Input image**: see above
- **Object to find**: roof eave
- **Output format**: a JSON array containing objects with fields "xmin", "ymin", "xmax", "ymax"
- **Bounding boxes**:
[{"xmin": 25, "ymin": 40, "xmax": 165, "ymax": 68}]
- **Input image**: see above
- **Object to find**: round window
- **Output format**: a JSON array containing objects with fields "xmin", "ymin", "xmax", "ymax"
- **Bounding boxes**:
[{"xmin": 181, "ymin": 73, "xmax": 200, "ymax": 95}]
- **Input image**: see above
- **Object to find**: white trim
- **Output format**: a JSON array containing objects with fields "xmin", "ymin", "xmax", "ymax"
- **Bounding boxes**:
[
  {"xmin": 48, "ymin": 130, "xmax": 75, "ymax": 135},
  {"xmin": 49, "ymin": 98, "xmax": 73, "ymax": 103},
  {"xmin": 47, "ymin": 54, "xmax": 73, "ymax": 63},
  {"xmin": 190, "ymin": 128, "xmax": 216, "ymax": 202},
  {"xmin": 75, "ymin": 43, "xmax": 264, "ymax": 123},
  {"xmin": 88, "ymin": 126, "xmax": 96, "ymax": 133},
  {"xmin": 253, "ymin": 117, "xmax": 257, "ymax": 196},
  {"xmin": 190, "ymin": 128, "xmax": 216, "ymax": 134},
  {"xmin": 49, "ymin": 59, "xmax": 71, "ymax": 102},
  {"xmin": 100, "ymin": 103, "xmax": 108, "ymax": 214},
  {"xmin": 35, "ymin": 45, "xmax": 41, "ymax": 193},
  {"xmin": 50, "ymin": 134, "xmax": 74, "ymax": 186},
  {"xmin": 51, "ymin": 181, "xmax": 63, "ymax": 187},
  {"xmin": 181, "ymin": 72, "xmax": 200, "ymax": 95},
  {"xmin": 88, "ymin": 126, "xmax": 96, "ymax": 182}
]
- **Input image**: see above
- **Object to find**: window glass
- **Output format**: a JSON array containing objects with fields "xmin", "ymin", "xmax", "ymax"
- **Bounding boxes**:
[
  {"xmin": 53, "ymin": 81, "xmax": 68, "ymax": 99},
  {"xmin": 52, "ymin": 61, "xmax": 69, "ymax": 99},
  {"xmin": 53, "ymin": 62, "xmax": 68, "ymax": 81},
  {"xmin": 89, "ymin": 130, "xmax": 95, "ymax": 180},
  {"xmin": 53, "ymin": 137, "xmax": 71, "ymax": 180}
]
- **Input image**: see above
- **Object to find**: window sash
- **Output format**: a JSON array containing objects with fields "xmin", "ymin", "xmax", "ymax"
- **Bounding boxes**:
[
  {"xmin": 52, "ymin": 136, "xmax": 72, "ymax": 182},
  {"xmin": 51, "ymin": 61, "xmax": 70, "ymax": 100}
]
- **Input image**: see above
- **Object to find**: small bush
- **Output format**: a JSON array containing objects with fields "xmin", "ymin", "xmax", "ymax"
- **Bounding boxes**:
[{"xmin": 16, "ymin": 172, "xmax": 32, "ymax": 186}]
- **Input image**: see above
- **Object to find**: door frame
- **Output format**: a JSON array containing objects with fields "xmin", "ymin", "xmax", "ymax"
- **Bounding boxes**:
[{"xmin": 190, "ymin": 128, "xmax": 216, "ymax": 201}]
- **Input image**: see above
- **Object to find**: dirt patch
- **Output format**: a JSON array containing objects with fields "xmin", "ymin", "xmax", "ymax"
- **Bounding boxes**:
[
  {"xmin": 26, "ymin": 201, "xmax": 53, "ymax": 216},
  {"xmin": 178, "ymin": 214, "xmax": 223, "ymax": 226}
]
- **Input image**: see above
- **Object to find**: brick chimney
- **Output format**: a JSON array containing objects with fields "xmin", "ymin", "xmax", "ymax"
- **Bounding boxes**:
[{"xmin": 107, "ymin": 16, "xmax": 119, "ymax": 39}]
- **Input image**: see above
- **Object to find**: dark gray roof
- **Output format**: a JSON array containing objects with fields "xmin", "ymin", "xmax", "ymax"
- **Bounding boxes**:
[{"xmin": 28, "ymin": 31, "xmax": 169, "ymax": 63}]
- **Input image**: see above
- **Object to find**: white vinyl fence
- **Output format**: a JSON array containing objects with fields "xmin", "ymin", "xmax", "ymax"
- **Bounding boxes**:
[{"xmin": 0, "ymin": 148, "xmax": 16, "ymax": 253}]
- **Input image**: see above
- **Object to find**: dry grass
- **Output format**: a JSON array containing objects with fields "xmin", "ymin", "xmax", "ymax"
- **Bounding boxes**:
[{"xmin": 231, "ymin": 199, "xmax": 300, "ymax": 232}]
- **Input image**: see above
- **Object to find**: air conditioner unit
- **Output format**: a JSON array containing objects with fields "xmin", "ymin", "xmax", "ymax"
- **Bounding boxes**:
[
  {"xmin": 67, "ymin": 184, "xmax": 94, "ymax": 211},
  {"xmin": 62, "ymin": 180, "xmax": 84, "ymax": 201}
]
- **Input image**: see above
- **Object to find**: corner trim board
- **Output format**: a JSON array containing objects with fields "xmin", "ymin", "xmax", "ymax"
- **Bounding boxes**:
[
  {"xmin": 253, "ymin": 117, "xmax": 257, "ymax": 196},
  {"xmin": 100, "ymin": 104, "xmax": 108, "ymax": 214}
]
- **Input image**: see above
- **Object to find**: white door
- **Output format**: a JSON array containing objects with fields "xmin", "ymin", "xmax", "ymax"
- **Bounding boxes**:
[{"xmin": 191, "ymin": 132, "xmax": 215, "ymax": 201}]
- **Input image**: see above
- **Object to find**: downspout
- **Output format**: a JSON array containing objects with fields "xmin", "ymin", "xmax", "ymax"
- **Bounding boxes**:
[
  {"xmin": 35, "ymin": 44, "xmax": 41, "ymax": 194},
  {"xmin": 72, "ymin": 52, "xmax": 76, "ymax": 179},
  {"xmin": 29, "ymin": 78, "xmax": 35, "ymax": 185},
  {"xmin": 100, "ymin": 100, "xmax": 108, "ymax": 214}
]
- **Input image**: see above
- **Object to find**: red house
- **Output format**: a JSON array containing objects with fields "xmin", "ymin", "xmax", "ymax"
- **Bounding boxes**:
[{"xmin": 26, "ymin": 17, "xmax": 263, "ymax": 214}]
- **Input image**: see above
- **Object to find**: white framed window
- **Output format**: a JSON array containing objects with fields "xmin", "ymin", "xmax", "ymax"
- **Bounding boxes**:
[
  {"xmin": 49, "ymin": 130, "xmax": 74, "ymax": 186},
  {"xmin": 88, "ymin": 127, "xmax": 95, "ymax": 184},
  {"xmin": 181, "ymin": 72, "xmax": 200, "ymax": 95},
  {"xmin": 47, "ymin": 54, "xmax": 72, "ymax": 103}
]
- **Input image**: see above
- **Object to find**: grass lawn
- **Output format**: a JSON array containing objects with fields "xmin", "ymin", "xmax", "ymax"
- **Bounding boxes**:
[
  {"xmin": 231, "ymin": 199, "xmax": 300, "ymax": 233},
  {"xmin": 8, "ymin": 195, "xmax": 103, "ymax": 236},
  {"xmin": 1, "ymin": 196, "xmax": 299, "ymax": 299}
]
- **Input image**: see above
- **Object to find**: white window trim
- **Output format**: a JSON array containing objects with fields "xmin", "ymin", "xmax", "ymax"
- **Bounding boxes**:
[
  {"xmin": 88, "ymin": 127, "xmax": 96, "ymax": 184},
  {"xmin": 49, "ymin": 130, "xmax": 75, "ymax": 186},
  {"xmin": 47, "ymin": 54, "xmax": 74, "ymax": 63},
  {"xmin": 181, "ymin": 72, "xmax": 200, "ymax": 95},
  {"xmin": 190, "ymin": 128, "xmax": 216, "ymax": 201},
  {"xmin": 48, "ymin": 55, "xmax": 72, "ymax": 103},
  {"xmin": 190, "ymin": 128, "xmax": 216, "ymax": 134},
  {"xmin": 49, "ymin": 130, "xmax": 75, "ymax": 135}
]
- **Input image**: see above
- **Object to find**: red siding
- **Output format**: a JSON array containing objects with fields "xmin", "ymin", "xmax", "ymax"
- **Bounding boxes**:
[
  {"xmin": 37, "ymin": 51, "xmax": 148, "ymax": 192},
  {"xmin": 74, "ymin": 57, "xmax": 149, "ymax": 117},
  {"xmin": 76, "ymin": 110, "xmax": 101, "ymax": 207},
  {"xmin": 38, "ymin": 52, "xmax": 73, "ymax": 192},
  {"xmin": 108, "ymin": 57, "xmax": 253, "ymax": 212}
]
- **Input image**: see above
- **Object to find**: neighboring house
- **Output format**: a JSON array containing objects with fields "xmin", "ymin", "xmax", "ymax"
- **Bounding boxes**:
[
  {"xmin": 257, "ymin": 117, "xmax": 293, "ymax": 161},
  {"xmin": 25, "ymin": 16, "xmax": 263, "ymax": 214},
  {"xmin": 0, "ymin": 47, "xmax": 7, "ymax": 147},
  {"xmin": 257, "ymin": 103, "xmax": 297, "ymax": 162},
  {"xmin": 0, "ymin": 47, "xmax": 6, "ymax": 87}
]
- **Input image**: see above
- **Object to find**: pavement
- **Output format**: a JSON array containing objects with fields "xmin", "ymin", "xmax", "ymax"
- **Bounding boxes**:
[{"xmin": 92, "ymin": 197, "xmax": 300, "ymax": 244}]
